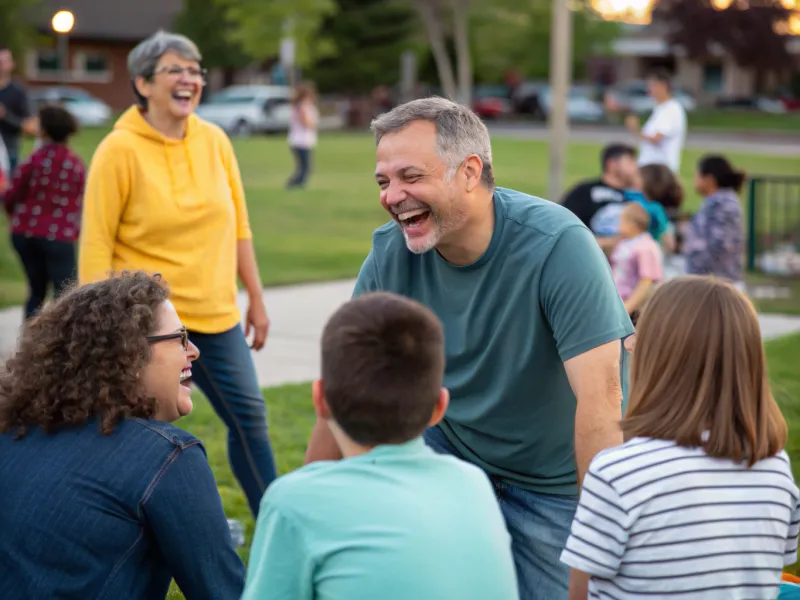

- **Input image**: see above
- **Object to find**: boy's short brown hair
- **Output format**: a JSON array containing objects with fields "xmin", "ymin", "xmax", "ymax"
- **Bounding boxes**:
[
  {"xmin": 622, "ymin": 276, "xmax": 787, "ymax": 466},
  {"xmin": 321, "ymin": 292, "xmax": 445, "ymax": 446}
]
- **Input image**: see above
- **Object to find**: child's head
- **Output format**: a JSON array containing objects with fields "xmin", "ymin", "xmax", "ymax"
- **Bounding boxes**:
[
  {"xmin": 38, "ymin": 105, "xmax": 79, "ymax": 144},
  {"xmin": 618, "ymin": 202, "xmax": 650, "ymax": 239},
  {"xmin": 314, "ymin": 292, "xmax": 448, "ymax": 449},
  {"xmin": 695, "ymin": 154, "xmax": 746, "ymax": 196},
  {"xmin": 622, "ymin": 276, "xmax": 787, "ymax": 466},
  {"xmin": 639, "ymin": 163, "xmax": 684, "ymax": 210}
]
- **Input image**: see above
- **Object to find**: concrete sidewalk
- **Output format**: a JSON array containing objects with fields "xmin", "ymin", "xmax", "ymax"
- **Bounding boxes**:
[{"xmin": 1, "ymin": 278, "xmax": 799, "ymax": 388}]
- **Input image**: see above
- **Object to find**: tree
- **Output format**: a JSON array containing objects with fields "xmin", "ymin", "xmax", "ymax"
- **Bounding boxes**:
[
  {"xmin": 653, "ymin": 0, "xmax": 795, "ymax": 76},
  {"xmin": 470, "ymin": 0, "xmax": 621, "ymax": 83},
  {"xmin": 173, "ymin": 0, "xmax": 250, "ymax": 72},
  {"xmin": 306, "ymin": 0, "xmax": 418, "ymax": 94},
  {"xmin": 412, "ymin": 0, "xmax": 473, "ymax": 105},
  {"xmin": 215, "ymin": 0, "xmax": 339, "ymax": 68},
  {"xmin": 0, "ymin": 0, "xmax": 42, "ymax": 60}
]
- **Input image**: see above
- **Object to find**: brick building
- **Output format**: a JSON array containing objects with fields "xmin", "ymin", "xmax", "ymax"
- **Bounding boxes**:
[{"xmin": 21, "ymin": 0, "xmax": 183, "ymax": 110}]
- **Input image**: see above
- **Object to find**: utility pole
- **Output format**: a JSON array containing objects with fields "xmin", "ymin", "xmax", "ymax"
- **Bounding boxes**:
[{"xmin": 547, "ymin": 0, "xmax": 573, "ymax": 203}]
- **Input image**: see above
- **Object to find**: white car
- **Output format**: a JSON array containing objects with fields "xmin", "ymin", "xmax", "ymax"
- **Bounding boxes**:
[
  {"xmin": 29, "ymin": 86, "xmax": 112, "ymax": 127},
  {"xmin": 195, "ymin": 85, "xmax": 293, "ymax": 136},
  {"xmin": 538, "ymin": 85, "xmax": 606, "ymax": 122}
]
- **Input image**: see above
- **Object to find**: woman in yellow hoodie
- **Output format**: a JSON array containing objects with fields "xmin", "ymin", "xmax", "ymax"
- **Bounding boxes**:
[{"xmin": 78, "ymin": 31, "xmax": 276, "ymax": 517}]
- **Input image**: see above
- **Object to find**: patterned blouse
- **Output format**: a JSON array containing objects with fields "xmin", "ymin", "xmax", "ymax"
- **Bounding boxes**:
[
  {"xmin": 2, "ymin": 143, "xmax": 85, "ymax": 243},
  {"xmin": 683, "ymin": 188, "xmax": 744, "ymax": 283}
]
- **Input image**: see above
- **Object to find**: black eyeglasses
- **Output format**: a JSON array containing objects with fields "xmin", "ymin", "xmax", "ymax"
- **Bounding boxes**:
[{"xmin": 147, "ymin": 326, "xmax": 189, "ymax": 351}]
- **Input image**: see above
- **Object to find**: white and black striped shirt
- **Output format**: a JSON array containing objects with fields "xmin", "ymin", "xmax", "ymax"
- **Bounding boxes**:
[{"xmin": 560, "ymin": 437, "xmax": 800, "ymax": 599}]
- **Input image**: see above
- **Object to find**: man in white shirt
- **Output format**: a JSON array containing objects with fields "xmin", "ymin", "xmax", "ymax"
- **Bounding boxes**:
[{"xmin": 625, "ymin": 70, "xmax": 686, "ymax": 173}]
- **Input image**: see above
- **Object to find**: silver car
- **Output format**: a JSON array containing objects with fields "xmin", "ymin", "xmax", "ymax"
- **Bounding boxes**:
[{"xmin": 195, "ymin": 85, "xmax": 293, "ymax": 136}]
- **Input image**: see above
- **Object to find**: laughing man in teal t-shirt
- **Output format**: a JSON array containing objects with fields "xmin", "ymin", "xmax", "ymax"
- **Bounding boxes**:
[
  {"xmin": 304, "ymin": 98, "xmax": 634, "ymax": 600},
  {"xmin": 242, "ymin": 293, "xmax": 519, "ymax": 600}
]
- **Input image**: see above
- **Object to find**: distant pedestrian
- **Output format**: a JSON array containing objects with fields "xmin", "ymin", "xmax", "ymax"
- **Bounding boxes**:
[
  {"xmin": 684, "ymin": 154, "xmax": 746, "ymax": 288},
  {"xmin": 0, "ymin": 46, "xmax": 34, "ymax": 174},
  {"xmin": 3, "ymin": 105, "xmax": 84, "ymax": 320},
  {"xmin": 625, "ymin": 69, "xmax": 687, "ymax": 173},
  {"xmin": 286, "ymin": 81, "xmax": 319, "ymax": 189}
]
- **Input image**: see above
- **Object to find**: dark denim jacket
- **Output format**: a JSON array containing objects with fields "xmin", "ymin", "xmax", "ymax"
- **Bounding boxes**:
[{"xmin": 0, "ymin": 418, "xmax": 245, "ymax": 599}]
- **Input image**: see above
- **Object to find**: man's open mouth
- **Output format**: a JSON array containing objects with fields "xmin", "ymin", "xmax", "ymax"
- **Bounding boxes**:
[
  {"xmin": 397, "ymin": 207, "xmax": 431, "ymax": 229},
  {"xmin": 180, "ymin": 368, "xmax": 192, "ymax": 384}
]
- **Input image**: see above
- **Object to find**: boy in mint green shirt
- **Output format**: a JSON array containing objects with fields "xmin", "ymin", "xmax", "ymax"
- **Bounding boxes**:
[{"xmin": 241, "ymin": 292, "xmax": 519, "ymax": 600}]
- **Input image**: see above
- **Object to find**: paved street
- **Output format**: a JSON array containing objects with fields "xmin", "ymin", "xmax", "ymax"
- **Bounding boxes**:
[
  {"xmin": 487, "ymin": 123, "xmax": 800, "ymax": 157},
  {"xmin": 0, "ymin": 278, "xmax": 798, "ymax": 388}
]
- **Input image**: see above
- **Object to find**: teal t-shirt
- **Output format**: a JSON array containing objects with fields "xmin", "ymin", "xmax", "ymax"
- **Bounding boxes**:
[
  {"xmin": 354, "ymin": 187, "xmax": 634, "ymax": 496},
  {"xmin": 241, "ymin": 438, "xmax": 520, "ymax": 600}
]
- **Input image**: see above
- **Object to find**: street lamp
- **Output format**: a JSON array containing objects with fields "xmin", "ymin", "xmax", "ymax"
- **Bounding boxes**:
[{"xmin": 51, "ymin": 10, "xmax": 75, "ymax": 84}]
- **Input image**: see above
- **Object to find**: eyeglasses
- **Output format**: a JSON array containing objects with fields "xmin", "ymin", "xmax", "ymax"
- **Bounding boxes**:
[
  {"xmin": 147, "ymin": 326, "xmax": 189, "ymax": 351},
  {"xmin": 152, "ymin": 65, "xmax": 207, "ymax": 83}
]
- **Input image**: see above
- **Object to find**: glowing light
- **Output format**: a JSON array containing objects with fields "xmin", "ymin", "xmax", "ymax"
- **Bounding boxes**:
[
  {"xmin": 590, "ymin": 0, "xmax": 656, "ymax": 25},
  {"xmin": 711, "ymin": 0, "xmax": 733, "ymax": 9},
  {"xmin": 51, "ymin": 10, "xmax": 75, "ymax": 34}
]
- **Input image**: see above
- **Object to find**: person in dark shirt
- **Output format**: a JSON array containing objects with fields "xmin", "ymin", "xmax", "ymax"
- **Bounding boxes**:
[
  {"xmin": 560, "ymin": 143, "xmax": 638, "ymax": 252},
  {"xmin": 0, "ymin": 47, "xmax": 33, "ymax": 173},
  {"xmin": 3, "ymin": 105, "xmax": 85, "ymax": 320}
]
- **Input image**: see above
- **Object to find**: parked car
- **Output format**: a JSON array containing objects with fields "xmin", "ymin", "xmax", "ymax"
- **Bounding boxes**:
[
  {"xmin": 604, "ymin": 80, "xmax": 697, "ymax": 114},
  {"xmin": 195, "ymin": 85, "xmax": 293, "ymax": 136},
  {"xmin": 538, "ymin": 84, "xmax": 606, "ymax": 122},
  {"xmin": 471, "ymin": 84, "xmax": 512, "ymax": 120},
  {"xmin": 510, "ymin": 81, "xmax": 549, "ymax": 120},
  {"xmin": 28, "ymin": 86, "xmax": 112, "ymax": 127}
]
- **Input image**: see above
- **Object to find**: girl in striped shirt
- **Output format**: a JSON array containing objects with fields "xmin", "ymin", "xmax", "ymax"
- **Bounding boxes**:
[{"xmin": 561, "ymin": 275, "xmax": 800, "ymax": 600}]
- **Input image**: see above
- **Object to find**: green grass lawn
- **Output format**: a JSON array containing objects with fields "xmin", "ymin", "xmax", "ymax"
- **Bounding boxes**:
[
  {"xmin": 687, "ymin": 109, "xmax": 800, "ymax": 132},
  {"xmin": 0, "ymin": 127, "xmax": 798, "ymax": 311},
  {"xmin": 164, "ymin": 332, "xmax": 800, "ymax": 597}
]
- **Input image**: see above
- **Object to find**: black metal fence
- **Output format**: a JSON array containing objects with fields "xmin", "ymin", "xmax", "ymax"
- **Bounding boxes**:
[{"xmin": 747, "ymin": 176, "xmax": 800, "ymax": 277}]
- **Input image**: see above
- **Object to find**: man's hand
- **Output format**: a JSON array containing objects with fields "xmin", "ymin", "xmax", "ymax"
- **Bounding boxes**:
[
  {"xmin": 245, "ymin": 296, "xmax": 270, "ymax": 351},
  {"xmin": 564, "ymin": 340, "xmax": 625, "ymax": 486},
  {"xmin": 624, "ymin": 114, "xmax": 639, "ymax": 133}
]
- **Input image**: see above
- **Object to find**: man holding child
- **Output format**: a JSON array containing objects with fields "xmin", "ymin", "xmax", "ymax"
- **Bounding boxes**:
[{"xmin": 304, "ymin": 97, "xmax": 634, "ymax": 599}]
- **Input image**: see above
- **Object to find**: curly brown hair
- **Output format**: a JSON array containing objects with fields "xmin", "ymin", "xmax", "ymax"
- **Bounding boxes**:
[{"xmin": 0, "ymin": 271, "xmax": 169, "ymax": 438}]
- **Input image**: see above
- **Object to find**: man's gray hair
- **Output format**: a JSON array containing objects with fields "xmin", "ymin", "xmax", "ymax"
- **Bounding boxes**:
[
  {"xmin": 127, "ymin": 30, "xmax": 202, "ymax": 106},
  {"xmin": 370, "ymin": 97, "xmax": 495, "ymax": 188}
]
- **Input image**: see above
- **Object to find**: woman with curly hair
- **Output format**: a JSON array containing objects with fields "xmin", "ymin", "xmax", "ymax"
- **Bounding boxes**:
[{"xmin": 0, "ymin": 271, "xmax": 245, "ymax": 600}]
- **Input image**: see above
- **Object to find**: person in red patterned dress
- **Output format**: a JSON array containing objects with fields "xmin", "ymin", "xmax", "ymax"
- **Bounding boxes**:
[{"xmin": 3, "ymin": 105, "xmax": 85, "ymax": 320}]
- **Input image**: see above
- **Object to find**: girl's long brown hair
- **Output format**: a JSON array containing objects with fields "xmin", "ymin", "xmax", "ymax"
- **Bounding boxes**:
[{"xmin": 622, "ymin": 276, "xmax": 786, "ymax": 466}]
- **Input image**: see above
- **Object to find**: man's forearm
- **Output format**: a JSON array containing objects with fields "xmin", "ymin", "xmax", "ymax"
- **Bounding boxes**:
[
  {"xmin": 236, "ymin": 238, "xmax": 263, "ymax": 298},
  {"xmin": 623, "ymin": 279, "xmax": 653, "ymax": 314},
  {"xmin": 574, "ymin": 387, "xmax": 623, "ymax": 486}
]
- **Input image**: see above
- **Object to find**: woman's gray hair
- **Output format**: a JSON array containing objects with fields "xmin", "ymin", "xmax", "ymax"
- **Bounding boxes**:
[
  {"xmin": 370, "ymin": 97, "xmax": 495, "ymax": 188},
  {"xmin": 127, "ymin": 30, "xmax": 202, "ymax": 106}
]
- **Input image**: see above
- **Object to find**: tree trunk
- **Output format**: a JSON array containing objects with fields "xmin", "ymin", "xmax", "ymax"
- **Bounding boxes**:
[
  {"xmin": 413, "ymin": 0, "xmax": 458, "ymax": 100},
  {"xmin": 450, "ymin": 0, "xmax": 472, "ymax": 106}
]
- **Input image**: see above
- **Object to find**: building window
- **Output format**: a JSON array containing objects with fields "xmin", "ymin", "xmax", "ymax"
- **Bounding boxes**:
[
  {"xmin": 84, "ymin": 53, "xmax": 108, "ymax": 75},
  {"xmin": 36, "ymin": 50, "xmax": 62, "ymax": 74},
  {"xmin": 703, "ymin": 63, "xmax": 724, "ymax": 94}
]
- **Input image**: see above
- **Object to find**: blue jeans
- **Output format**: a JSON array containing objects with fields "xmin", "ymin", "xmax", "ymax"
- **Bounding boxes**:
[
  {"xmin": 287, "ymin": 146, "xmax": 311, "ymax": 188},
  {"xmin": 189, "ymin": 325, "xmax": 277, "ymax": 515},
  {"xmin": 424, "ymin": 426, "xmax": 577, "ymax": 600}
]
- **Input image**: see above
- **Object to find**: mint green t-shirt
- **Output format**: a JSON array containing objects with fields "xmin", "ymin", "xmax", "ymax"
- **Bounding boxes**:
[
  {"xmin": 354, "ymin": 188, "xmax": 634, "ymax": 496},
  {"xmin": 242, "ymin": 438, "xmax": 520, "ymax": 600}
]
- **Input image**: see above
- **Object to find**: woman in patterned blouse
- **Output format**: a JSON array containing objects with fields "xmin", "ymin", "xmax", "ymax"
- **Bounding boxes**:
[
  {"xmin": 684, "ymin": 155, "xmax": 745, "ymax": 289},
  {"xmin": 3, "ymin": 105, "xmax": 85, "ymax": 320}
]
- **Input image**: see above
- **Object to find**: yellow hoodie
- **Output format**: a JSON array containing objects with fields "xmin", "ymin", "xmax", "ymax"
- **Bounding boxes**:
[{"xmin": 78, "ymin": 106, "xmax": 252, "ymax": 334}]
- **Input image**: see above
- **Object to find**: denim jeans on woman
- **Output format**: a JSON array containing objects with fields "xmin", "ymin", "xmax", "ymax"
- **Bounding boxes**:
[
  {"xmin": 0, "ymin": 418, "xmax": 245, "ymax": 600},
  {"xmin": 424, "ymin": 425, "xmax": 578, "ymax": 600},
  {"xmin": 188, "ymin": 324, "xmax": 278, "ymax": 515}
]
